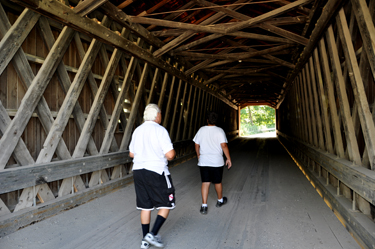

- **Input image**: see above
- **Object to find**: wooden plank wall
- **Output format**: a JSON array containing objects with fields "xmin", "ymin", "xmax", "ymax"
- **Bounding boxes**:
[
  {"xmin": 0, "ymin": 0, "xmax": 239, "ymax": 236},
  {"xmin": 277, "ymin": 0, "xmax": 375, "ymax": 247}
]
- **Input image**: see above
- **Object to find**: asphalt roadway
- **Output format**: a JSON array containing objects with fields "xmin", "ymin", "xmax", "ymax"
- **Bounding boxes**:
[{"xmin": 0, "ymin": 137, "xmax": 360, "ymax": 249}]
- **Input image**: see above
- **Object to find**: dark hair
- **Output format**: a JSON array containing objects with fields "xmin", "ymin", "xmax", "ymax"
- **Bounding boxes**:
[{"xmin": 207, "ymin": 111, "xmax": 218, "ymax": 125}]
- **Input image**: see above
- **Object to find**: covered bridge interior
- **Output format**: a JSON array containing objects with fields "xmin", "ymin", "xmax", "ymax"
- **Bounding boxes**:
[{"xmin": 0, "ymin": 0, "xmax": 375, "ymax": 248}]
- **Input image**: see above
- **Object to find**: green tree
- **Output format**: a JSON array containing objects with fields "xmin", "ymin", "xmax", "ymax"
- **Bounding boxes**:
[{"xmin": 240, "ymin": 105, "xmax": 275, "ymax": 136}]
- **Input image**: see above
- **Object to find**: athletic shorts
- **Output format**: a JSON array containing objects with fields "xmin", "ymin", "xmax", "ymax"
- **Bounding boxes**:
[
  {"xmin": 133, "ymin": 169, "xmax": 176, "ymax": 210},
  {"xmin": 199, "ymin": 166, "xmax": 224, "ymax": 184}
]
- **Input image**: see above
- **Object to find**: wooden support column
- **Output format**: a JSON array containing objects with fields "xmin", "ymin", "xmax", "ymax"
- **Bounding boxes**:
[
  {"xmin": 351, "ymin": 0, "xmax": 375, "ymax": 81},
  {"xmin": 72, "ymin": 34, "xmax": 124, "ymax": 159},
  {"xmin": 313, "ymin": 48, "xmax": 333, "ymax": 153},
  {"xmin": 38, "ymin": 17, "xmax": 108, "ymax": 193},
  {"xmin": 74, "ymin": 34, "xmax": 119, "ymax": 152},
  {"xmin": 176, "ymin": 83, "xmax": 189, "ymax": 141},
  {"xmin": 198, "ymin": 90, "xmax": 207, "ymax": 131},
  {"xmin": 182, "ymin": 85, "xmax": 194, "ymax": 140},
  {"xmin": 188, "ymin": 86, "xmax": 198, "ymax": 139},
  {"xmin": 193, "ymin": 88, "xmax": 203, "ymax": 135},
  {"xmin": 301, "ymin": 68, "xmax": 313, "ymax": 145},
  {"xmin": 163, "ymin": 68, "xmax": 177, "ymax": 129},
  {"xmin": 0, "ymin": 9, "xmax": 40, "ymax": 76},
  {"xmin": 169, "ymin": 77, "xmax": 184, "ymax": 140},
  {"xmin": 326, "ymin": 24, "xmax": 361, "ymax": 165},
  {"xmin": 35, "ymin": 30, "xmax": 103, "ymax": 164},
  {"xmin": 38, "ymin": 17, "xmax": 107, "ymax": 158},
  {"xmin": 308, "ymin": 56, "xmax": 325, "ymax": 151},
  {"xmin": 319, "ymin": 38, "xmax": 345, "ymax": 158},
  {"xmin": 0, "ymin": 7, "xmax": 74, "ymax": 210},
  {"xmin": 101, "ymin": 46, "xmax": 141, "ymax": 152},
  {"xmin": 304, "ymin": 63, "xmax": 318, "ymax": 148},
  {"xmin": 157, "ymin": 58, "xmax": 171, "ymax": 109},
  {"xmin": 296, "ymin": 75, "xmax": 308, "ymax": 142},
  {"xmin": 0, "ymin": 25, "xmax": 75, "ymax": 168},
  {"xmin": 147, "ymin": 67, "xmax": 160, "ymax": 105},
  {"xmin": 336, "ymin": 8, "xmax": 375, "ymax": 168},
  {"xmin": 120, "ymin": 45, "xmax": 153, "ymax": 150}
]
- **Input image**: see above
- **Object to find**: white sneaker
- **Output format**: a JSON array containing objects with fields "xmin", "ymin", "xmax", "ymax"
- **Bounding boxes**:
[
  {"xmin": 144, "ymin": 233, "xmax": 164, "ymax": 248},
  {"xmin": 140, "ymin": 239, "xmax": 150, "ymax": 249}
]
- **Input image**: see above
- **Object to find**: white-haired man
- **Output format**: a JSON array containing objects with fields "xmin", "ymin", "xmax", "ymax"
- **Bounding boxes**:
[{"xmin": 129, "ymin": 103, "xmax": 176, "ymax": 249}]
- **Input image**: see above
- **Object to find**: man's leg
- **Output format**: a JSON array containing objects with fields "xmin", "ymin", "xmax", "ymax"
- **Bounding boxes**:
[
  {"xmin": 201, "ymin": 182, "xmax": 210, "ymax": 204},
  {"xmin": 150, "ymin": 208, "xmax": 169, "ymax": 236},
  {"xmin": 141, "ymin": 210, "xmax": 151, "ymax": 237},
  {"xmin": 214, "ymin": 183, "xmax": 223, "ymax": 200}
]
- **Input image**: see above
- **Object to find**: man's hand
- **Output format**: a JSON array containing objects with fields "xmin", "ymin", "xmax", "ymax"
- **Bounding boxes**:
[{"xmin": 226, "ymin": 159, "xmax": 232, "ymax": 169}]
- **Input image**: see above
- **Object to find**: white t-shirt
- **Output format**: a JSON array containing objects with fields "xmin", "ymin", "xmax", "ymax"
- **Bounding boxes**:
[
  {"xmin": 193, "ymin": 125, "xmax": 228, "ymax": 167},
  {"xmin": 129, "ymin": 121, "xmax": 174, "ymax": 175}
]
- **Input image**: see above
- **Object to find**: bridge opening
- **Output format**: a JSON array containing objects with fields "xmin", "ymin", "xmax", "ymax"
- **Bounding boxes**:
[{"xmin": 239, "ymin": 105, "xmax": 276, "ymax": 138}]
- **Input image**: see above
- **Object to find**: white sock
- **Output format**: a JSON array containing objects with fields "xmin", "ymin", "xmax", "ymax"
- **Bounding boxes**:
[
  {"xmin": 218, "ymin": 198, "xmax": 223, "ymax": 203},
  {"xmin": 202, "ymin": 204, "xmax": 208, "ymax": 207}
]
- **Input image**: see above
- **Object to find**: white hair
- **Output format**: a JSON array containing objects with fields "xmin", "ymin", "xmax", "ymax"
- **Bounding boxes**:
[{"xmin": 143, "ymin": 103, "xmax": 161, "ymax": 121}]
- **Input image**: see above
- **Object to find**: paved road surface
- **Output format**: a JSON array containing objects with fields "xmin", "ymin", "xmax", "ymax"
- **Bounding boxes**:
[{"xmin": 0, "ymin": 138, "xmax": 360, "ymax": 249}]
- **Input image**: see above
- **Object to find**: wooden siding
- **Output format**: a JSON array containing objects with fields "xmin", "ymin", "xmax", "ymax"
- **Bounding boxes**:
[
  {"xmin": 277, "ymin": 1, "xmax": 375, "ymax": 247},
  {"xmin": 0, "ymin": 0, "xmax": 239, "ymax": 235}
]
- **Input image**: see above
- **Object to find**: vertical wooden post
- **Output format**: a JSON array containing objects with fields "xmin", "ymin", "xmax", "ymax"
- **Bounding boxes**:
[
  {"xmin": 169, "ymin": 77, "xmax": 184, "ymax": 140},
  {"xmin": 188, "ymin": 86, "xmax": 198, "ymax": 139},
  {"xmin": 182, "ymin": 85, "xmax": 194, "ymax": 140},
  {"xmin": 175, "ymin": 82, "xmax": 189, "ymax": 141},
  {"xmin": 157, "ymin": 58, "xmax": 171, "ymax": 109},
  {"xmin": 326, "ymin": 24, "xmax": 361, "ymax": 165},
  {"xmin": 120, "ymin": 45, "xmax": 152, "ymax": 150},
  {"xmin": 163, "ymin": 67, "xmax": 177, "ymax": 128},
  {"xmin": 319, "ymin": 38, "xmax": 345, "ymax": 158},
  {"xmin": 147, "ymin": 68, "xmax": 160, "ymax": 105}
]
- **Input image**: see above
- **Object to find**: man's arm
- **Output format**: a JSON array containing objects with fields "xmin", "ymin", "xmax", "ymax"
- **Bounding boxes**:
[
  {"xmin": 165, "ymin": 149, "xmax": 176, "ymax": 161},
  {"xmin": 195, "ymin": 143, "xmax": 200, "ymax": 159},
  {"xmin": 129, "ymin": 152, "xmax": 134, "ymax": 158},
  {"xmin": 220, "ymin": 143, "xmax": 232, "ymax": 169}
]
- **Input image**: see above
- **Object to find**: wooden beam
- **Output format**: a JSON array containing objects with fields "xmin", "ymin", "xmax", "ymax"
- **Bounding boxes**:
[
  {"xmin": 319, "ymin": 37, "xmax": 345, "ymax": 158},
  {"xmin": 12, "ymin": 0, "xmax": 236, "ymax": 109},
  {"xmin": 195, "ymin": 0, "xmax": 309, "ymax": 45},
  {"xmin": 152, "ymin": 0, "xmax": 250, "ymax": 58},
  {"xmin": 336, "ymin": 8, "xmax": 375, "ymax": 168},
  {"xmin": 0, "ymin": 9, "xmax": 40, "ymax": 77},
  {"xmin": 225, "ymin": 0, "xmax": 312, "ymax": 33},
  {"xmin": 351, "ymin": 0, "xmax": 375, "ymax": 82},
  {"xmin": 0, "ymin": 152, "xmax": 131, "ymax": 194},
  {"xmin": 163, "ymin": 74, "xmax": 177, "ymax": 128},
  {"xmin": 221, "ymin": 37, "xmax": 295, "ymax": 69},
  {"xmin": 312, "ymin": 48, "xmax": 333, "ymax": 153},
  {"xmin": 0, "ymin": 25, "xmax": 75, "ymax": 168},
  {"xmin": 276, "ymin": 0, "xmax": 346, "ymax": 108},
  {"xmin": 128, "ymin": 15, "xmax": 231, "ymax": 35},
  {"xmin": 169, "ymin": 77, "xmax": 184, "ymax": 140},
  {"xmin": 177, "ymin": 44, "xmax": 294, "ymax": 61},
  {"xmin": 72, "ymin": 38, "xmax": 123, "ymax": 159},
  {"xmin": 35, "ymin": 29, "xmax": 103, "ymax": 164},
  {"xmin": 120, "ymin": 46, "xmax": 152, "ymax": 150},
  {"xmin": 73, "ymin": 0, "xmax": 108, "ymax": 16},
  {"xmin": 100, "ymin": 41, "xmax": 142, "ymax": 153},
  {"xmin": 146, "ymin": 68, "xmax": 161, "ymax": 105},
  {"xmin": 74, "ymin": 34, "xmax": 119, "ymax": 152}
]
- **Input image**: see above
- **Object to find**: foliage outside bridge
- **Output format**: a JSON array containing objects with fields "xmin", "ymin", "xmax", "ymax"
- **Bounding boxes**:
[{"xmin": 240, "ymin": 106, "xmax": 275, "ymax": 136}]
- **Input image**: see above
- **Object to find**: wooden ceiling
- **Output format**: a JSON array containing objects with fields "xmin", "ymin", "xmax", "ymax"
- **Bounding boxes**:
[
  {"xmin": 109, "ymin": 0, "xmax": 321, "ymax": 108},
  {"xmin": 18, "ymin": 0, "xmax": 328, "ymax": 108}
]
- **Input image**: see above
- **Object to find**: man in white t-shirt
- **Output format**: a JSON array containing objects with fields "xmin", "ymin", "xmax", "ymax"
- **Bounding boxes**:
[
  {"xmin": 193, "ymin": 111, "xmax": 232, "ymax": 215},
  {"xmin": 129, "ymin": 104, "xmax": 176, "ymax": 249}
]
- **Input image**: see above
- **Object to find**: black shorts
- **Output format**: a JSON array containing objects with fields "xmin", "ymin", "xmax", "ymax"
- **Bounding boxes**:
[
  {"xmin": 133, "ymin": 169, "xmax": 175, "ymax": 210},
  {"xmin": 199, "ymin": 166, "xmax": 224, "ymax": 184}
]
